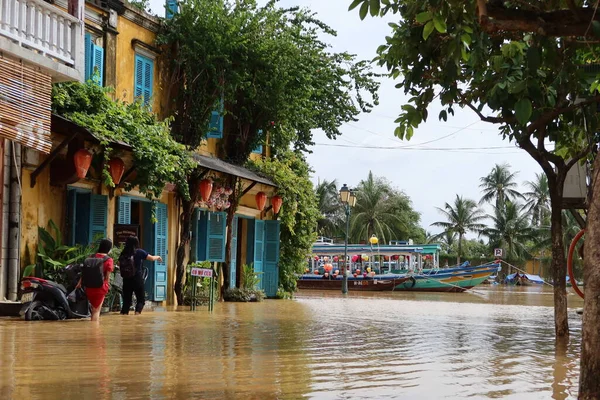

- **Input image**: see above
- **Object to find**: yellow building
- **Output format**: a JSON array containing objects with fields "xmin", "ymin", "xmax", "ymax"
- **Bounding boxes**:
[{"xmin": 17, "ymin": 0, "xmax": 279, "ymax": 307}]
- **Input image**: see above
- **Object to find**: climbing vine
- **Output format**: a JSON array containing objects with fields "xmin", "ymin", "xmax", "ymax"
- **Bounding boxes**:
[{"xmin": 52, "ymin": 82, "xmax": 194, "ymax": 200}]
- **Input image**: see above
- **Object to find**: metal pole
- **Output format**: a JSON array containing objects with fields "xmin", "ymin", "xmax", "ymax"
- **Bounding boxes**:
[
  {"xmin": 342, "ymin": 205, "xmax": 350, "ymax": 294},
  {"xmin": 191, "ymin": 275, "xmax": 197, "ymax": 311}
]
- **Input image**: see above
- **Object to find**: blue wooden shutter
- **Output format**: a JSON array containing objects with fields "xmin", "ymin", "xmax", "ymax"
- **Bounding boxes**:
[
  {"xmin": 134, "ymin": 55, "xmax": 153, "ymax": 106},
  {"xmin": 252, "ymin": 129, "xmax": 263, "ymax": 154},
  {"xmin": 153, "ymin": 202, "xmax": 168, "ymax": 301},
  {"xmin": 196, "ymin": 210, "xmax": 208, "ymax": 261},
  {"xmin": 230, "ymin": 215, "xmax": 238, "ymax": 288},
  {"xmin": 206, "ymin": 111, "xmax": 223, "ymax": 138},
  {"xmin": 191, "ymin": 208, "xmax": 198, "ymax": 262},
  {"xmin": 134, "ymin": 55, "xmax": 144, "ymax": 99},
  {"xmin": 206, "ymin": 212, "xmax": 226, "ymax": 262},
  {"xmin": 84, "ymin": 33, "xmax": 92, "ymax": 82},
  {"xmin": 263, "ymin": 221, "xmax": 280, "ymax": 297},
  {"xmin": 253, "ymin": 220, "xmax": 265, "ymax": 290},
  {"xmin": 143, "ymin": 58, "xmax": 154, "ymax": 106},
  {"xmin": 91, "ymin": 43, "xmax": 104, "ymax": 86},
  {"xmin": 165, "ymin": 0, "xmax": 178, "ymax": 19},
  {"xmin": 89, "ymin": 194, "xmax": 108, "ymax": 244},
  {"xmin": 117, "ymin": 196, "xmax": 131, "ymax": 224}
]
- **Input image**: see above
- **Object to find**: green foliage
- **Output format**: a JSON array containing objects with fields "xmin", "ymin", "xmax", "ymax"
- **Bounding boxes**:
[
  {"xmin": 479, "ymin": 163, "xmax": 524, "ymax": 209},
  {"xmin": 315, "ymin": 179, "xmax": 343, "ymax": 239},
  {"xmin": 183, "ymin": 261, "xmax": 216, "ymax": 306},
  {"xmin": 159, "ymin": 0, "xmax": 380, "ymax": 158},
  {"xmin": 240, "ymin": 263, "xmax": 262, "ymax": 290},
  {"xmin": 223, "ymin": 287, "xmax": 265, "ymax": 302},
  {"xmin": 52, "ymin": 82, "xmax": 194, "ymax": 200},
  {"xmin": 248, "ymin": 151, "xmax": 319, "ymax": 293}
]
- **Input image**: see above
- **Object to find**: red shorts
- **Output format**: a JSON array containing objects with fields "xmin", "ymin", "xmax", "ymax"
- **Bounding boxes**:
[{"xmin": 86, "ymin": 287, "xmax": 108, "ymax": 309}]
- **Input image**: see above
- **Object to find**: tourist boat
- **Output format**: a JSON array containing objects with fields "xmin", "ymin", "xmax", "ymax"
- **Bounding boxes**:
[
  {"xmin": 394, "ymin": 264, "xmax": 500, "ymax": 293},
  {"xmin": 504, "ymin": 272, "xmax": 544, "ymax": 286},
  {"xmin": 297, "ymin": 275, "xmax": 410, "ymax": 291}
]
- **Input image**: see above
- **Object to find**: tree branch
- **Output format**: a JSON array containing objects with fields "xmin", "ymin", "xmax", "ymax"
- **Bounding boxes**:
[
  {"xmin": 528, "ymin": 96, "xmax": 600, "ymax": 134},
  {"xmin": 463, "ymin": 100, "xmax": 507, "ymax": 124}
]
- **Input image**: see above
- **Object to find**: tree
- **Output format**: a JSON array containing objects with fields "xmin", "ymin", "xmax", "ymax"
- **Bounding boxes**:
[
  {"xmin": 481, "ymin": 202, "xmax": 537, "ymax": 264},
  {"xmin": 160, "ymin": 0, "xmax": 379, "ymax": 301},
  {"xmin": 431, "ymin": 195, "xmax": 486, "ymax": 265},
  {"xmin": 315, "ymin": 179, "xmax": 342, "ymax": 239},
  {"xmin": 348, "ymin": 0, "xmax": 598, "ymax": 339},
  {"xmin": 479, "ymin": 163, "xmax": 524, "ymax": 209},
  {"xmin": 350, "ymin": 171, "xmax": 423, "ymax": 243},
  {"xmin": 524, "ymin": 173, "xmax": 550, "ymax": 226}
]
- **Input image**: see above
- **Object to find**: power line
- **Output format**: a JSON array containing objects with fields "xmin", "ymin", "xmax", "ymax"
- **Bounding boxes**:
[
  {"xmin": 370, "ymin": 111, "xmax": 501, "ymax": 131},
  {"xmin": 312, "ymin": 143, "xmax": 517, "ymax": 151}
]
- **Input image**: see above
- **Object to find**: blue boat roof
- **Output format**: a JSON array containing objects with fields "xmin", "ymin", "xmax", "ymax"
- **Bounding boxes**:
[
  {"xmin": 311, "ymin": 243, "xmax": 441, "ymax": 256},
  {"xmin": 506, "ymin": 273, "xmax": 545, "ymax": 283}
]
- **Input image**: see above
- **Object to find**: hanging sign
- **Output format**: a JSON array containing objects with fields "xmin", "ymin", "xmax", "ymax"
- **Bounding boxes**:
[{"xmin": 191, "ymin": 268, "xmax": 213, "ymax": 278}]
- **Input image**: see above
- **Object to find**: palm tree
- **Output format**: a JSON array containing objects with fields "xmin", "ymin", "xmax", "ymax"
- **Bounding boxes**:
[
  {"xmin": 350, "ymin": 171, "xmax": 403, "ymax": 244},
  {"xmin": 315, "ymin": 179, "xmax": 342, "ymax": 239},
  {"xmin": 479, "ymin": 163, "xmax": 525, "ymax": 208},
  {"xmin": 523, "ymin": 173, "xmax": 550, "ymax": 226},
  {"xmin": 431, "ymin": 195, "xmax": 486, "ymax": 265},
  {"xmin": 428, "ymin": 230, "xmax": 456, "ymax": 254},
  {"xmin": 481, "ymin": 202, "xmax": 537, "ymax": 264}
]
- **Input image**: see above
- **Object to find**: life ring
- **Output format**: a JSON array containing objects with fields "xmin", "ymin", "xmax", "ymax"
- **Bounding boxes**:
[{"xmin": 567, "ymin": 229, "xmax": 585, "ymax": 299}]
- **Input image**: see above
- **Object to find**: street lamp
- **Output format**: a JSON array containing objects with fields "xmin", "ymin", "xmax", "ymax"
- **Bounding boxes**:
[{"xmin": 340, "ymin": 184, "xmax": 357, "ymax": 294}]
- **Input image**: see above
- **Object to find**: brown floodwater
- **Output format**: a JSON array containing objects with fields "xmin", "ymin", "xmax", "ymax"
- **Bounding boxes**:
[{"xmin": 0, "ymin": 286, "xmax": 584, "ymax": 399}]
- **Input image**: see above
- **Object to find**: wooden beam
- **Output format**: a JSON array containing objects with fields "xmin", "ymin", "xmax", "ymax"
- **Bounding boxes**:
[
  {"xmin": 240, "ymin": 181, "xmax": 257, "ymax": 197},
  {"xmin": 30, "ymin": 131, "xmax": 78, "ymax": 188},
  {"xmin": 569, "ymin": 208, "xmax": 587, "ymax": 229}
]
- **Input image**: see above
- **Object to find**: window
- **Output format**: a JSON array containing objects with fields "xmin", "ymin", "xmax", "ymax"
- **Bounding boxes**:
[
  {"xmin": 84, "ymin": 33, "xmax": 104, "ymax": 86},
  {"xmin": 252, "ymin": 129, "xmax": 264, "ymax": 154},
  {"xmin": 66, "ymin": 189, "xmax": 108, "ymax": 246},
  {"xmin": 134, "ymin": 54, "xmax": 154, "ymax": 107},
  {"xmin": 207, "ymin": 98, "xmax": 224, "ymax": 139},
  {"xmin": 165, "ymin": 0, "xmax": 178, "ymax": 19}
]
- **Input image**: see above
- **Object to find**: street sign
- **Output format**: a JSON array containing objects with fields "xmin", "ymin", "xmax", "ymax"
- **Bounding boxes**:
[
  {"xmin": 191, "ymin": 268, "xmax": 213, "ymax": 278},
  {"xmin": 494, "ymin": 248, "xmax": 503, "ymax": 257}
]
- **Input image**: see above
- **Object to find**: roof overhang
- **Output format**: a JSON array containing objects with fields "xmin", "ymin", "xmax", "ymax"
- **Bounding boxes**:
[
  {"xmin": 51, "ymin": 114, "xmax": 132, "ymax": 151},
  {"xmin": 193, "ymin": 154, "xmax": 277, "ymax": 188}
]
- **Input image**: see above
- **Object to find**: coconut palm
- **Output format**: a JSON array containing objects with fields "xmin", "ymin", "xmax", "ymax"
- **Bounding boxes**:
[
  {"xmin": 315, "ymin": 179, "xmax": 342, "ymax": 239},
  {"xmin": 431, "ymin": 195, "xmax": 486, "ymax": 265},
  {"xmin": 479, "ymin": 163, "xmax": 525, "ymax": 208},
  {"xmin": 523, "ymin": 173, "xmax": 550, "ymax": 226},
  {"xmin": 428, "ymin": 230, "xmax": 456, "ymax": 254},
  {"xmin": 481, "ymin": 202, "xmax": 537, "ymax": 264},
  {"xmin": 350, "ymin": 171, "xmax": 403, "ymax": 244}
]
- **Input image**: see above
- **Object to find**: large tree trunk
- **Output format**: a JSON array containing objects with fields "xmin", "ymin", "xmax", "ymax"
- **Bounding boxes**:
[
  {"xmin": 457, "ymin": 234, "xmax": 462, "ymax": 265},
  {"xmin": 579, "ymin": 155, "xmax": 600, "ymax": 399},
  {"xmin": 548, "ymin": 178, "xmax": 569, "ymax": 338},
  {"xmin": 222, "ymin": 176, "xmax": 239, "ymax": 300}
]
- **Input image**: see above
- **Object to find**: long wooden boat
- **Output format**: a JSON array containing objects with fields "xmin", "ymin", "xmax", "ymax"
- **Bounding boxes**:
[
  {"xmin": 394, "ymin": 265, "xmax": 499, "ymax": 293},
  {"xmin": 297, "ymin": 275, "xmax": 410, "ymax": 291}
]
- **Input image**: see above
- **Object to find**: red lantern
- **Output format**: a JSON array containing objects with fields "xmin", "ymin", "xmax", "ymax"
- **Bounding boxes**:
[
  {"xmin": 74, "ymin": 149, "xmax": 92, "ymax": 179},
  {"xmin": 255, "ymin": 191, "xmax": 267, "ymax": 211},
  {"xmin": 107, "ymin": 157, "xmax": 125, "ymax": 185},
  {"xmin": 272, "ymin": 195, "xmax": 283, "ymax": 214},
  {"xmin": 333, "ymin": 256, "xmax": 339, "ymax": 262},
  {"xmin": 324, "ymin": 263, "xmax": 333, "ymax": 272},
  {"xmin": 199, "ymin": 179, "xmax": 213, "ymax": 202}
]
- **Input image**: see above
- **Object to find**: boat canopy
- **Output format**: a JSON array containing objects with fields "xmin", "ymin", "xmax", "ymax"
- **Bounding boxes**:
[
  {"xmin": 506, "ymin": 273, "xmax": 545, "ymax": 284},
  {"xmin": 311, "ymin": 244, "xmax": 440, "ymax": 256}
]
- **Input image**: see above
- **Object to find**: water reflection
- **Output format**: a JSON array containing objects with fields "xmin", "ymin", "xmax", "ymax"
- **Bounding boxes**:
[{"xmin": 0, "ymin": 286, "xmax": 582, "ymax": 399}]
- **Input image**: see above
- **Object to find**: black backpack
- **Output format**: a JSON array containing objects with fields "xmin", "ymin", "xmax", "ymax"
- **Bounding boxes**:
[
  {"xmin": 119, "ymin": 253, "xmax": 136, "ymax": 278},
  {"xmin": 81, "ymin": 256, "xmax": 109, "ymax": 288}
]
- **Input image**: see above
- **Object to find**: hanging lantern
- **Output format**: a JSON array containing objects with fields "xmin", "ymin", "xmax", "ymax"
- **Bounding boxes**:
[
  {"xmin": 73, "ymin": 149, "xmax": 92, "ymax": 179},
  {"xmin": 369, "ymin": 235, "xmax": 379, "ymax": 245},
  {"xmin": 199, "ymin": 179, "xmax": 213, "ymax": 202},
  {"xmin": 272, "ymin": 195, "xmax": 283, "ymax": 214},
  {"xmin": 351, "ymin": 255, "xmax": 359, "ymax": 263},
  {"xmin": 107, "ymin": 157, "xmax": 125, "ymax": 185},
  {"xmin": 324, "ymin": 263, "xmax": 333, "ymax": 272},
  {"xmin": 361, "ymin": 254, "xmax": 369, "ymax": 261},
  {"xmin": 333, "ymin": 256, "xmax": 339, "ymax": 262},
  {"xmin": 255, "ymin": 191, "xmax": 267, "ymax": 211}
]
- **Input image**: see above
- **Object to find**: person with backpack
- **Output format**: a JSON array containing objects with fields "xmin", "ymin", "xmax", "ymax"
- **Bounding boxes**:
[
  {"xmin": 77, "ymin": 238, "xmax": 114, "ymax": 322},
  {"xmin": 119, "ymin": 236, "xmax": 162, "ymax": 315}
]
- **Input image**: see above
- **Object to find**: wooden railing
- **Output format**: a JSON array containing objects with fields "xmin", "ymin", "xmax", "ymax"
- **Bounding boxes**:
[{"xmin": 0, "ymin": 0, "xmax": 82, "ymax": 69}]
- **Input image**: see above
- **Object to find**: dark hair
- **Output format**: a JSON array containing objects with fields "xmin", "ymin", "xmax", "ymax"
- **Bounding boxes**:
[
  {"xmin": 123, "ymin": 236, "xmax": 140, "ymax": 257},
  {"xmin": 97, "ymin": 238, "xmax": 113, "ymax": 254}
]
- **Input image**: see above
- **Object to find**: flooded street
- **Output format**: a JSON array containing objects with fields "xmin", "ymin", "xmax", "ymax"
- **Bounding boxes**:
[{"xmin": 0, "ymin": 287, "xmax": 584, "ymax": 399}]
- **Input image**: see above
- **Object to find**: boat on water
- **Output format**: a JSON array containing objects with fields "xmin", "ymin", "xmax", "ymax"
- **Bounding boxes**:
[
  {"xmin": 394, "ymin": 264, "xmax": 500, "ymax": 293},
  {"xmin": 296, "ymin": 275, "xmax": 410, "ymax": 291},
  {"xmin": 504, "ymin": 272, "xmax": 544, "ymax": 286}
]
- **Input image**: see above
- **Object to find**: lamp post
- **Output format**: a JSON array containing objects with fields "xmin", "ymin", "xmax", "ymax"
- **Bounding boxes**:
[{"xmin": 339, "ymin": 184, "xmax": 356, "ymax": 294}]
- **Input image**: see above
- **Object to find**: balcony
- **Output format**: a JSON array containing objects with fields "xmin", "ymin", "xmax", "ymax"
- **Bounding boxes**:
[{"xmin": 0, "ymin": 0, "xmax": 84, "ymax": 82}]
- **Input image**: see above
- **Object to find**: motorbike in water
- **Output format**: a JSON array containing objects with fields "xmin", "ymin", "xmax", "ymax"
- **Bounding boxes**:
[{"xmin": 20, "ymin": 264, "xmax": 91, "ymax": 321}]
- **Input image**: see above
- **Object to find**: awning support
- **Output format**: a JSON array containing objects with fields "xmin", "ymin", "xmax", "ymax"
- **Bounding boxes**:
[
  {"xmin": 240, "ymin": 181, "xmax": 257, "ymax": 197},
  {"xmin": 30, "ymin": 131, "xmax": 78, "ymax": 188}
]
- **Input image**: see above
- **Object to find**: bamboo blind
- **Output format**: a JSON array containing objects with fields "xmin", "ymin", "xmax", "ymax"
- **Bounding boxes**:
[{"xmin": 0, "ymin": 57, "xmax": 52, "ymax": 154}]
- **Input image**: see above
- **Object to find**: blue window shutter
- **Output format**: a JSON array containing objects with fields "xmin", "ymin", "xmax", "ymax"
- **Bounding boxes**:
[
  {"xmin": 252, "ymin": 129, "xmax": 263, "ymax": 154},
  {"xmin": 253, "ymin": 219, "xmax": 265, "ymax": 290},
  {"xmin": 84, "ymin": 33, "xmax": 92, "ymax": 82},
  {"xmin": 134, "ymin": 55, "xmax": 144, "ymax": 100},
  {"xmin": 89, "ymin": 194, "xmax": 108, "ymax": 244},
  {"xmin": 66, "ymin": 189, "xmax": 77, "ymax": 246},
  {"xmin": 91, "ymin": 43, "xmax": 104, "ymax": 86},
  {"xmin": 196, "ymin": 210, "xmax": 208, "ymax": 261},
  {"xmin": 191, "ymin": 208, "xmax": 198, "ymax": 262},
  {"xmin": 263, "ymin": 221, "xmax": 280, "ymax": 297},
  {"xmin": 143, "ymin": 58, "xmax": 154, "ymax": 106},
  {"xmin": 230, "ymin": 215, "xmax": 238, "ymax": 288},
  {"xmin": 165, "ymin": 0, "xmax": 178, "ymax": 19},
  {"xmin": 206, "ymin": 212, "xmax": 226, "ymax": 262},
  {"xmin": 153, "ymin": 202, "xmax": 168, "ymax": 301},
  {"xmin": 117, "ymin": 196, "xmax": 131, "ymax": 224},
  {"xmin": 206, "ymin": 111, "xmax": 223, "ymax": 139}
]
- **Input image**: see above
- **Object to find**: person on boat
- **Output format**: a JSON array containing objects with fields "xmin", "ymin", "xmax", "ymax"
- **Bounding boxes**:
[{"xmin": 322, "ymin": 272, "xmax": 331, "ymax": 280}]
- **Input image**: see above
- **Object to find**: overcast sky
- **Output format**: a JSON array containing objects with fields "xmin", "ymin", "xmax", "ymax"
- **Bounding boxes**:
[{"xmin": 148, "ymin": 0, "xmax": 543, "ymax": 237}]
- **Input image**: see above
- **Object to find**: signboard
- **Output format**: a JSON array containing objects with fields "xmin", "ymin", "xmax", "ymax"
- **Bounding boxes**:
[
  {"xmin": 494, "ymin": 248, "xmax": 503, "ymax": 257},
  {"xmin": 191, "ymin": 268, "xmax": 213, "ymax": 278},
  {"xmin": 114, "ymin": 224, "xmax": 139, "ymax": 246}
]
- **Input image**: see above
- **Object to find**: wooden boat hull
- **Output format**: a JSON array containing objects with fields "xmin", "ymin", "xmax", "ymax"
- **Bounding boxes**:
[
  {"xmin": 394, "ymin": 268, "xmax": 496, "ymax": 293},
  {"xmin": 297, "ymin": 276, "xmax": 409, "ymax": 291}
]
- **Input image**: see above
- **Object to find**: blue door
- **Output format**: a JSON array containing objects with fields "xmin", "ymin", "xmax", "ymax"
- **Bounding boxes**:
[
  {"xmin": 89, "ymin": 194, "xmax": 108, "ymax": 244},
  {"xmin": 253, "ymin": 220, "xmax": 265, "ymax": 290},
  {"xmin": 206, "ymin": 212, "xmax": 226, "ymax": 262},
  {"xmin": 230, "ymin": 216, "xmax": 238, "ymax": 288},
  {"xmin": 263, "ymin": 221, "xmax": 280, "ymax": 297},
  {"xmin": 153, "ymin": 202, "xmax": 168, "ymax": 301},
  {"xmin": 117, "ymin": 196, "xmax": 131, "ymax": 224}
]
